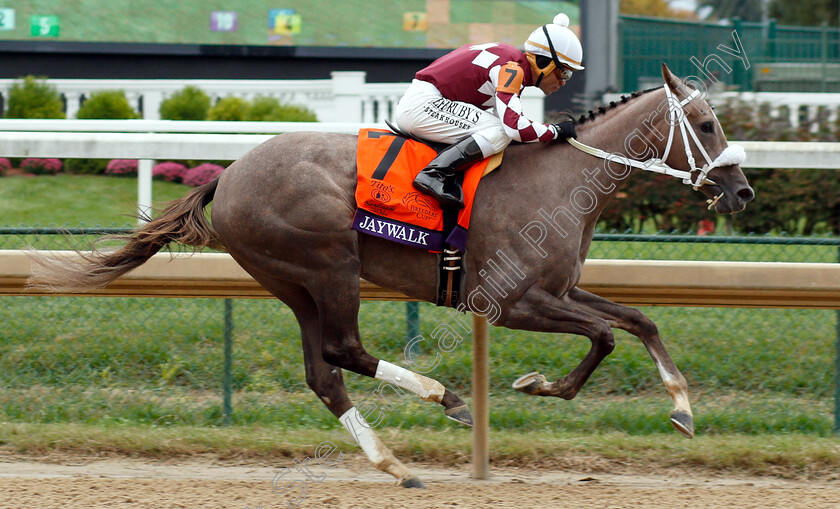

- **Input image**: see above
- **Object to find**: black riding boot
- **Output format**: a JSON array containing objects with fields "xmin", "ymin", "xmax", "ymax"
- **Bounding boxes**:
[{"xmin": 413, "ymin": 135, "xmax": 485, "ymax": 210}]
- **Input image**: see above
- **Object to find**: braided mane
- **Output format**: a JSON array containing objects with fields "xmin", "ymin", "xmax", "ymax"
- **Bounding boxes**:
[{"xmin": 576, "ymin": 86, "xmax": 663, "ymax": 125}]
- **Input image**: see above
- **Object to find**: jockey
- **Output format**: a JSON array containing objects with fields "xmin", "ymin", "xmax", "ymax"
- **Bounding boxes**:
[{"xmin": 394, "ymin": 13, "xmax": 584, "ymax": 209}]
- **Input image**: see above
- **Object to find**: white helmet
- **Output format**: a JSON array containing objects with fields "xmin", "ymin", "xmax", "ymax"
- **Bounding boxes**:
[{"xmin": 524, "ymin": 13, "xmax": 584, "ymax": 85}]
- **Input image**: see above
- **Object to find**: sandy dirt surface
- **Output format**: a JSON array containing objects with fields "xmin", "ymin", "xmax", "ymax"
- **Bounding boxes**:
[{"xmin": 1, "ymin": 454, "xmax": 839, "ymax": 509}]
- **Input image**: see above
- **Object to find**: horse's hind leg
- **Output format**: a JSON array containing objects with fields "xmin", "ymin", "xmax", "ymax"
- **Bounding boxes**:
[
  {"xmin": 558, "ymin": 288, "xmax": 694, "ymax": 438},
  {"xmin": 502, "ymin": 286, "xmax": 618, "ymax": 400},
  {"xmin": 292, "ymin": 292, "xmax": 427, "ymax": 488},
  {"xmin": 248, "ymin": 277, "xmax": 426, "ymax": 487},
  {"xmin": 309, "ymin": 269, "xmax": 472, "ymax": 427}
]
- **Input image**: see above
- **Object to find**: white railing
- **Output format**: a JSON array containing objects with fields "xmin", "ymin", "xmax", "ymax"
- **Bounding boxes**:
[
  {"xmin": 714, "ymin": 92, "xmax": 840, "ymax": 129},
  {"xmin": 0, "ymin": 119, "xmax": 831, "ymax": 168},
  {"xmin": 0, "ymin": 120, "xmax": 835, "ymax": 221},
  {"xmin": 605, "ymin": 91, "xmax": 840, "ymax": 129},
  {"xmin": 0, "ymin": 73, "xmax": 546, "ymax": 124}
]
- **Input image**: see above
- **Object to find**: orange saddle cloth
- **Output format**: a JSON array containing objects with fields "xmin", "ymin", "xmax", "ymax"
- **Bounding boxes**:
[{"xmin": 352, "ymin": 128, "xmax": 500, "ymax": 252}]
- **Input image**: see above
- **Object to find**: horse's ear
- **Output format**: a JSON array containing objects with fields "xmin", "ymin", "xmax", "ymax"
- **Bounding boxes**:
[
  {"xmin": 661, "ymin": 63, "xmax": 680, "ymax": 89},
  {"xmin": 661, "ymin": 63, "xmax": 694, "ymax": 100}
]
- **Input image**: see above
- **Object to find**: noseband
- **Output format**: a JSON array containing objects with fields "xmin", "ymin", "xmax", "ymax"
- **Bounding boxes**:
[{"xmin": 567, "ymin": 80, "xmax": 747, "ymax": 190}]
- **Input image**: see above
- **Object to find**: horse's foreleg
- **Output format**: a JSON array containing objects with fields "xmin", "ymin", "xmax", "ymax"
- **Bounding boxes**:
[
  {"xmin": 501, "ymin": 286, "xmax": 616, "ymax": 400},
  {"xmin": 561, "ymin": 287, "xmax": 694, "ymax": 438},
  {"xmin": 373, "ymin": 360, "xmax": 473, "ymax": 426}
]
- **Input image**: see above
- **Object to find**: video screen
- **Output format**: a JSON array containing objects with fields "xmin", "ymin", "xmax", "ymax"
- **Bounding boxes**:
[{"xmin": 0, "ymin": 0, "xmax": 579, "ymax": 49}]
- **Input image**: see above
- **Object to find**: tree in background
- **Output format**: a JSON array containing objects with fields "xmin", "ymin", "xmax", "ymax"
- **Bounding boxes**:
[
  {"xmin": 768, "ymin": 0, "xmax": 839, "ymax": 27},
  {"xmin": 159, "ymin": 86, "xmax": 211, "ymax": 120},
  {"xmin": 620, "ymin": 0, "xmax": 698, "ymax": 19},
  {"xmin": 76, "ymin": 90, "xmax": 140, "ymax": 119},
  {"xmin": 246, "ymin": 95, "xmax": 318, "ymax": 122},
  {"xmin": 5, "ymin": 76, "xmax": 65, "ymax": 119},
  {"xmin": 698, "ymin": 0, "xmax": 764, "ymax": 21},
  {"xmin": 700, "ymin": 0, "xmax": 839, "ymax": 25},
  {"xmin": 208, "ymin": 96, "xmax": 249, "ymax": 121}
]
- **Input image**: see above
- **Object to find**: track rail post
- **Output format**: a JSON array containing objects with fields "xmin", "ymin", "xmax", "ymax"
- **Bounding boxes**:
[
  {"xmin": 472, "ymin": 314, "xmax": 489, "ymax": 479},
  {"xmin": 835, "ymin": 245, "xmax": 840, "ymax": 433},
  {"xmin": 223, "ymin": 298, "xmax": 234, "ymax": 426}
]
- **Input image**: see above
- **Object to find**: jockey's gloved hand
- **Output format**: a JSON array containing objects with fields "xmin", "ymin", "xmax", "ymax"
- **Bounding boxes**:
[{"xmin": 551, "ymin": 121, "xmax": 577, "ymax": 140}]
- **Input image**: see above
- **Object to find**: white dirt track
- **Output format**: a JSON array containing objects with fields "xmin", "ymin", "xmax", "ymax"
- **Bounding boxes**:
[{"xmin": 1, "ymin": 454, "xmax": 839, "ymax": 508}]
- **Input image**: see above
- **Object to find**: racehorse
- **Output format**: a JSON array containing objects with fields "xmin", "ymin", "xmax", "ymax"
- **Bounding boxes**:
[{"xmin": 29, "ymin": 65, "xmax": 754, "ymax": 488}]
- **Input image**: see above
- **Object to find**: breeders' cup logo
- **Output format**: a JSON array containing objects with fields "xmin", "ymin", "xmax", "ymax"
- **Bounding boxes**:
[
  {"xmin": 370, "ymin": 188, "xmax": 391, "ymax": 203},
  {"xmin": 403, "ymin": 192, "xmax": 440, "ymax": 221}
]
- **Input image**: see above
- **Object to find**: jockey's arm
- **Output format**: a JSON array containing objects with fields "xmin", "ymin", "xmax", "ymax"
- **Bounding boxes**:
[{"xmin": 491, "ymin": 62, "xmax": 558, "ymax": 143}]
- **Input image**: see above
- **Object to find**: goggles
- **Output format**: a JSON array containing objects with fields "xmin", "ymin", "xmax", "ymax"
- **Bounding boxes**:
[{"xmin": 557, "ymin": 66, "xmax": 573, "ymax": 82}]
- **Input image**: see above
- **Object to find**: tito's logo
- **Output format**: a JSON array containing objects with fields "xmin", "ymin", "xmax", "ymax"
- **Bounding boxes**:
[{"xmin": 370, "ymin": 188, "xmax": 391, "ymax": 203}]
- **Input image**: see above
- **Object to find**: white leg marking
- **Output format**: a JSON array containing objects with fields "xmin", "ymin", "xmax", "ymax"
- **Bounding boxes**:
[
  {"xmin": 339, "ymin": 407, "xmax": 412, "ymax": 482},
  {"xmin": 375, "ymin": 360, "xmax": 445, "ymax": 403},
  {"xmin": 655, "ymin": 360, "xmax": 674, "ymax": 383},
  {"xmin": 655, "ymin": 361, "xmax": 691, "ymax": 412},
  {"xmin": 339, "ymin": 407, "xmax": 386, "ymax": 464}
]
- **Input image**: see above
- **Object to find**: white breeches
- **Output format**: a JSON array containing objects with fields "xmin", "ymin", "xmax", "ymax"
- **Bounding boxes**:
[{"xmin": 394, "ymin": 79, "xmax": 513, "ymax": 158}]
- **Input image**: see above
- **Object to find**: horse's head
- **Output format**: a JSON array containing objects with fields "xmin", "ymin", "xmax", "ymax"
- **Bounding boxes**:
[{"xmin": 657, "ymin": 64, "xmax": 755, "ymax": 214}]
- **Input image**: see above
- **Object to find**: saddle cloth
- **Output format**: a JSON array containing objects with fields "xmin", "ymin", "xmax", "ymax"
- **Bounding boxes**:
[{"xmin": 352, "ymin": 128, "xmax": 502, "ymax": 252}]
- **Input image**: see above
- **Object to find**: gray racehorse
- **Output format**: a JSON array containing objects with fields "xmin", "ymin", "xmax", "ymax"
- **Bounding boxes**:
[{"xmin": 29, "ymin": 64, "xmax": 754, "ymax": 488}]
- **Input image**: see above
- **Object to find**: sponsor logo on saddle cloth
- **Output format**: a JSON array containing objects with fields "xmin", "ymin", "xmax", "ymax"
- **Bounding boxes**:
[{"xmin": 352, "ymin": 128, "xmax": 502, "ymax": 252}]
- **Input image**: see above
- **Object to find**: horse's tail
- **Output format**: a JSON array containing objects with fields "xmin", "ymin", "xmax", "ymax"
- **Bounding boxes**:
[{"xmin": 28, "ymin": 178, "xmax": 222, "ymax": 292}]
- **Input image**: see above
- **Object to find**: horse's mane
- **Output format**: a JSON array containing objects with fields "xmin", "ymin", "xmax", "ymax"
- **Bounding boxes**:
[{"xmin": 575, "ymin": 86, "xmax": 663, "ymax": 125}]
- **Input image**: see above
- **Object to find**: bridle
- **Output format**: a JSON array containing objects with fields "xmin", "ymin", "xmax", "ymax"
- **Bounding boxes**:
[{"xmin": 567, "ymin": 80, "xmax": 747, "ymax": 192}]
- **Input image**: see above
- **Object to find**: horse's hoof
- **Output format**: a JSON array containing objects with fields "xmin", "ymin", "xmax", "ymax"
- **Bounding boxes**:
[
  {"xmin": 400, "ymin": 476, "xmax": 426, "ymax": 489},
  {"xmin": 670, "ymin": 410, "xmax": 694, "ymax": 439},
  {"xmin": 444, "ymin": 404, "xmax": 473, "ymax": 427},
  {"xmin": 512, "ymin": 372, "xmax": 546, "ymax": 395}
]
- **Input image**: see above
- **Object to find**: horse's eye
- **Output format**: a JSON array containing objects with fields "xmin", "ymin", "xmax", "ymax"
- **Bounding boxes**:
[{"xmin": 700, "ymin": 121, "xmax": 714, "ymax": 133}]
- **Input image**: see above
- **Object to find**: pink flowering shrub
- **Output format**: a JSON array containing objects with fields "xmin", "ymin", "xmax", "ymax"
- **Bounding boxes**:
[
  {"xmin": 0, "ymin": 158, "xmax": 10, "ymax": 175},
  {"xmin": 183, "ymin": 163, "xmax": 225, "ymax": 187},
  {"xmin": 105, "ymin": 159, "xmax": 139, "ymax": 177},
  {"xmin": 152, "ymin": 161, "xmax": 188, "ymax": 183},
  {"xmin": 21, "ymin": 158, "xmax": 62, "ymax": 175}
]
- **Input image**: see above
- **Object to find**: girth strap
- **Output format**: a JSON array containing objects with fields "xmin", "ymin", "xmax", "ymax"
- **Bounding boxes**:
[
  {"xmin": 437, "ymin": 246, "xmax": 463, "ymax": 308},
  {"xmin": 436, "ymin": 199, "xmax": 464, "ymax": 308}
]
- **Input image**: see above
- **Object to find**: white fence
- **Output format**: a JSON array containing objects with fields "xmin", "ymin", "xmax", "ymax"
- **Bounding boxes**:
[
  {"xmin": 0, "ymin": 73, "xmax": 546, "ymax": 124},
  {"xmin": 6, "ymin": 74, "xmax": 840, "ymax": 128},
  {"xmin": 0, "ymin": 119, "xmax": 831, "ymax": 168},
  {"xmin": 605, "ymin": 90, "xmax": 840, "ymax": 129},
  {"xmin": 0, "ymin": 120, "xmax": 836, "ymax": 208},
  {"xmin": 714, "ymin": 92, "xmax": 840, "ymax": 128},
  {"xmin": 0, "ymin": 119, "xmax": 835, "ymax": 223}
]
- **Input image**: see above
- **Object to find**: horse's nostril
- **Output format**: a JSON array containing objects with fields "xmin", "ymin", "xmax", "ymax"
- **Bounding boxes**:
[{"xmin": 737, "ymin": 186, "xmax": 755, "ymax": 203}]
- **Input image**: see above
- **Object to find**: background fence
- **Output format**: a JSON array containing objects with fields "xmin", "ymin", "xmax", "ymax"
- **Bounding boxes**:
[
  {"xmin": 619, "ymin": 15, "xmax": 840, "ymax": 92},
  {"xmin": 2, "ymin": 229, "xmax": 838, "ymax": 436},
  {"xmin": 0, "ymin": 73, "xmax": 546, "ymax": 123}
]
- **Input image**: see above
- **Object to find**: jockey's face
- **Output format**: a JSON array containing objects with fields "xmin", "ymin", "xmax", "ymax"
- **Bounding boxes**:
[{"xmin": 538, "ymin": 65, "xmax": 572, "ymax": 95}]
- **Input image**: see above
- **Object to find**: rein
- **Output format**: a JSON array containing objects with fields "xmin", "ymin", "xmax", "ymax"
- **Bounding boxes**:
[{"xmin": 567, "ymin": 81, "xmax": 747, "ymax": 192}]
